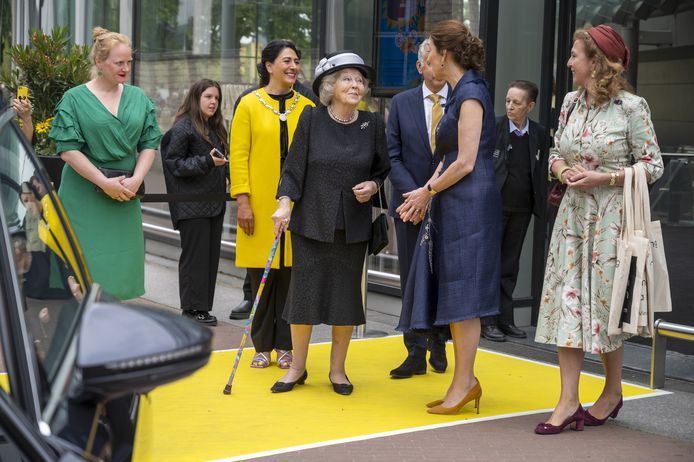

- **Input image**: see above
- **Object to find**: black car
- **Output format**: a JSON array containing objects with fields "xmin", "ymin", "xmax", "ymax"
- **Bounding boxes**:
[{"xmin": 0, "ymin": 105, "xmax": 213, "ymax": 461}]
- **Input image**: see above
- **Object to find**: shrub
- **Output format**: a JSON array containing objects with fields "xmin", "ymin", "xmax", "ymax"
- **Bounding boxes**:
[{"xmin": 0, "ymin": 27, "xmax": 91, "ymax": 155}]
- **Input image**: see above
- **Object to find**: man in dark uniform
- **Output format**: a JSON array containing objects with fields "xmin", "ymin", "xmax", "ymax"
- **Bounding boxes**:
[
  {"xmin": 482, "ymin": 80, "xmax": 549, "ymax": 342},
  {"xmin": 387, "ymin": 40, "xmax": 448, "ymax": 377}
]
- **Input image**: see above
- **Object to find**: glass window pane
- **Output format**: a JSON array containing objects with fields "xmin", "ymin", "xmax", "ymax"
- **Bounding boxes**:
[
  {"xmin": 86, "ymin": 0, "xmax": 120, "ymax": 33},
  {"xmin": 0, "ymin": 121, "xmax": 87, "ymax": 404},
  {"xmin": 135, "ymin": 0, "xmax": 320, "ymax": 247}
]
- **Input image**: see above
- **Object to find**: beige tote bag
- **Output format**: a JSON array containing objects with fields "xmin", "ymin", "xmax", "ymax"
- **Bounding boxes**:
[
  {"xmin": 608, "ymin": 167, "xmax": 650, "ymax": 336},
  {"xmin": 634, "ymin": 163, "xmax": 673, "ymax": 314}
]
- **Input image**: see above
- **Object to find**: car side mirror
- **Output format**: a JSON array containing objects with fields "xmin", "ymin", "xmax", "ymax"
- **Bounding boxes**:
[{"xmin": 72, "ymin": 301, "xmax": 212, "ymax": 403}]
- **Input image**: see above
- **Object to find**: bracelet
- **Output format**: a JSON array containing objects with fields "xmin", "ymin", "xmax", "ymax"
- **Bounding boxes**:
[
  {"xmin": 277, "ymin": 196, "xmax": 290, "ymax": 203},
  {"xmin": 426, "ymin": 183, "xmax": 437, "ymax": 196},
  {"xmin": 556, "ymin": 166, "xmax": 571, "ymax": 184},
  {"xmin": 609, "ymin": 171, "xmax": 618, "ymax": 186}
]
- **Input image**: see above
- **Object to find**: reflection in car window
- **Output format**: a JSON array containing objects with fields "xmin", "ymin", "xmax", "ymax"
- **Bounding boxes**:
[{"xmin": 0, "ymin": 118, "xmax": 88, "ymax": 404}]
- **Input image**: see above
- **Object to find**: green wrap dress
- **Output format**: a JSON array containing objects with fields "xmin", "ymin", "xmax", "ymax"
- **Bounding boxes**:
[{"xmin": 49, "ymin": 84, "xmax": 162, "ymax": 300}]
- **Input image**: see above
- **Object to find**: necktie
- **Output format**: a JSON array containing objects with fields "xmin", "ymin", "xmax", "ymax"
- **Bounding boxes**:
[
  {"xmin": 513, "ymin": 129, "xmax": 524, "ymax": 137},
  {"xmin": 428, "ymin": 94, "xmax": 443, "ymax": 154}
]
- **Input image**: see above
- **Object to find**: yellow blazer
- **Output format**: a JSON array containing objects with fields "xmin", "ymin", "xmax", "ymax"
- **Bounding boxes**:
[{"xmin": 229, "ymin": 88, "xmax": 314, "ymax": 268}]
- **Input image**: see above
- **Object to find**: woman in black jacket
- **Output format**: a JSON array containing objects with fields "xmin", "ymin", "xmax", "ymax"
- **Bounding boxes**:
[{"xmin": 162, "ymin": 79, "xmax": 228, "ymax": 326}]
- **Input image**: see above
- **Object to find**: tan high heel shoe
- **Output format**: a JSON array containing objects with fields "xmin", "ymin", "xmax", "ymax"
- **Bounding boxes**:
[
  {"xmin": 427, "ymin": 379, "xmax": 482, "ymax": 415},
  {"xmin": 426, "ymin": 399, "xmax": 443, "ymax": 408}
]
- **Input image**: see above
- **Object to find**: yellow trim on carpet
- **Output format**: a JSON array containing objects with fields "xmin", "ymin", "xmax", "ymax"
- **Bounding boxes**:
[{"xmin": 132, "ymin": 336, "xmax": 660, "ymax": 462}]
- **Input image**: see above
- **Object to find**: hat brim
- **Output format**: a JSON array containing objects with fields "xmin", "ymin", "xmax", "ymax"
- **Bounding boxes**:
[{"xmin": 312, "ymin": 64, "xmax": 375, "ymax": 97}]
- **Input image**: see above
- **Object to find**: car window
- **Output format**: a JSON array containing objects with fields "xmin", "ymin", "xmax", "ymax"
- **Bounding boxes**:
[{"xmin": 0, "ymin": 114, "xmax": 90, "ymax": 405}]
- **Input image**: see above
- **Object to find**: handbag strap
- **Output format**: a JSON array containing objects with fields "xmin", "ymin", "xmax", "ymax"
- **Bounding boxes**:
[
  {"xmin": 620, "ymin": 166, "xmax": 635, "ymax": 239},
  {"xmin": 633, "ymin": 163, "xmax": 653, "ymax": 226}
]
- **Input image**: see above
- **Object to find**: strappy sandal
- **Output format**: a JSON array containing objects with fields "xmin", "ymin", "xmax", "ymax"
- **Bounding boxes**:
[
  {"xmin": 250, "ymin": 352, "xmax": 271, "ymax": 368},
  {"xmin": 276, "ymin": 349, "xmax": 293, "ymax": 369}
]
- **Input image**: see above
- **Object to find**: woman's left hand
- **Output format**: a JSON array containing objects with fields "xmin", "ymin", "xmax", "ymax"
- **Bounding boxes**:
[
  {"xmin": 566, "ymin": 165, "xmax": 609, "ymax": 191},
  {"xmin": 352, "ymin": 180, "xmax": 378, "ymax": 204},
  {"xmin": 397, "ymin": 187, "xmax": 430, "ymax": 223},
  {"xmin": 120, "ymin": 175, "xmax": 143, "ymax": 198}
]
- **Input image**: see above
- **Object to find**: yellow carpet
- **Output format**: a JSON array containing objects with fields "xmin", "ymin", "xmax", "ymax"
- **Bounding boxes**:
[{"xmin": 132, "ymin": 336, "xmax": 662, "ymax": 462}]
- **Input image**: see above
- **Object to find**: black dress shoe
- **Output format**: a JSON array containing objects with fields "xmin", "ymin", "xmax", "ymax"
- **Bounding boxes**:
[
  {"xmin": 229, "ymin": 299, "xmax": 252, "ymax": 320},
  {"xmin": 182, "ymin": 310, "xmax": 218, "ymax": 326},
  {"xmin": 481, "ymin": 325, "xmax": 506, "ymax": 342},
  {"xmin": 428, "ymin": 346, "xmax": 448, "ymax": 374},
  {"xmin": 270, "ymin": 370, "xmax": 308, "ymax": 393},
  {"xmin": 390, "ymin": 356, "xmax": 427, "ymax": 378},
  {"xmin": 329, "ymin": 374, "xmax": 353, "ymax": 395},
  {"xmin": 498, "ymin": 323, "xmax": 527, "ymax": 338}
]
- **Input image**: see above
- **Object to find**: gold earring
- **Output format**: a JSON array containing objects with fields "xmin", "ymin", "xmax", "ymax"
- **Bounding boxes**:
[{"xmin": 591, "ymin": 70, "xmax": 596, "ymax": 78}]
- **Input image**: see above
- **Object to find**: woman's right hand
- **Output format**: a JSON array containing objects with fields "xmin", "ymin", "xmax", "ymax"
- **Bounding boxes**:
[
  {"xmin": 101, "ymin": 175, "xmax": 135, "ymax": 202},
  {"xmin": 236, "ymin": 194, "xmax": 254, "ymax": 235},
  {"xmin": 209, "ymin": 148, "xmax": 227, "ymax": 167},
  {"xmin": 271, "ymin": 198, "xmax": 291, "ymax": 237}
]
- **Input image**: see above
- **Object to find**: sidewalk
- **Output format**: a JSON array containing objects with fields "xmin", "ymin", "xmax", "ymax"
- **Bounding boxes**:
[{"xmin": 139, "ymin": 246, "xmax": 694, "ymax": 460}]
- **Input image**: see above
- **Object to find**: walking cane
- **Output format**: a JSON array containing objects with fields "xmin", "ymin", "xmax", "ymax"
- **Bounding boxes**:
[{"xmin": 223, "ymin": 230, "xmax": 283, "ymax": 394}]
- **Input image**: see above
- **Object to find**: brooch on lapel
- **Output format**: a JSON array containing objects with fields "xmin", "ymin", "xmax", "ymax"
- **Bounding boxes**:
[{"xmin": 360, "ymin": 121, "xmax": 370, "ymax": 130}]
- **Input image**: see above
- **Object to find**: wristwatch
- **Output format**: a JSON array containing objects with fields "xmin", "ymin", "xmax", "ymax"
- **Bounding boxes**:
[{"xmin": 426, "ymin": 184, "xmax": 437, "ymax": 196}]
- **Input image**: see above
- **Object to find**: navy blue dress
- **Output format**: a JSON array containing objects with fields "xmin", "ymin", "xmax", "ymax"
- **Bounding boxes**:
[{"xmin": 397, "ymin": 70, "xmax": 501, "ymax": 331}]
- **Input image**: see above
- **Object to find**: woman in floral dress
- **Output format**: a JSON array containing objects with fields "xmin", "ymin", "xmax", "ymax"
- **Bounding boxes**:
[{"xmin": 534, "ymin": 25, "xmax": 663, "ymax": 434}]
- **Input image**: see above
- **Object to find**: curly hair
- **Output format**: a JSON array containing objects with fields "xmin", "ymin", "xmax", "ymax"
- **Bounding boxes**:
[
  {"xmin": 573, "ymin": 29, "xmax": 633, "ymax": 106},
  {"xmin": 90, "ymin": 27, "xmax": 131, "ymax": 79},
  {"xmin": 430, "ymin": 20, "xmax": 485, "ymax": 72},
  {"xmin": 318, "ymin": 69, "xmax": 371, "ymax": 106}
]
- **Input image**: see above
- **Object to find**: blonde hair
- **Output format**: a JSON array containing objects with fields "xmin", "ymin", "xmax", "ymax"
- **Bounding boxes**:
[
  {"xmin": 573, "ymin": 29, "xmax": 633, "ymax": 106},
  {"xmin": 318, "ymin": 69, "xmax": 371, "ymax": 106},
  {"xmin": 90, "ymin": 27, "xmax": 131, "ymax": 78}
]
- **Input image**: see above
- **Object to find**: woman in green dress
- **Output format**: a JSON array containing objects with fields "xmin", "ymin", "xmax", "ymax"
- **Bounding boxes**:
[{"xmin": 49, "ymin": 27, "xmax": 161, "ymax": 300}]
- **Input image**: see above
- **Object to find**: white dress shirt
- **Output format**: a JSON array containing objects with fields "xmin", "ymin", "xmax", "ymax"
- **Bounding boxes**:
[{"xmin": 422, "ymin": 83, "xmax": 449, "ymax": 143}]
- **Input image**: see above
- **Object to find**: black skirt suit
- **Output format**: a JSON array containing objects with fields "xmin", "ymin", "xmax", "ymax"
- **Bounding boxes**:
[{"xmin": 277, "ymin": 106, "xmax": 390, "ymax": 325}]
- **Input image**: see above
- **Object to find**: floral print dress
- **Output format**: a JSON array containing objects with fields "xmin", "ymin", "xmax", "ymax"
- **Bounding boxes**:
[{"xmin": 535, "ymin": 89, "xmax": 663, "ymax": 354}]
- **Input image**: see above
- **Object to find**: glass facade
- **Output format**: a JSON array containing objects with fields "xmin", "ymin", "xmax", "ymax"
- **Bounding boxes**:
[{"xmin": 5, "ymin": 1, "xmax": 693, "ymax": 337}]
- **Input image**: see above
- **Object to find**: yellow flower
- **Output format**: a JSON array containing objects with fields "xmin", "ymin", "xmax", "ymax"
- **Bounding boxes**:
[{"xmin": 35, "ymin": 117, "xmax": 54, "ymax": 134}]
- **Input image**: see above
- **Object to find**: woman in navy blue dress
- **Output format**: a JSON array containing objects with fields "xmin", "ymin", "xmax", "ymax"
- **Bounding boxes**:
[{"xmin": 397, "ymin": 20, "xmax": 501, "ymax": 415}]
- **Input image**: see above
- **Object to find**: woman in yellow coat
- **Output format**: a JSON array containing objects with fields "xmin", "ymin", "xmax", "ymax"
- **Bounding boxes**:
[{"xmin": 230, "ymin": 39, "xmax": 314, "ymax": 369}]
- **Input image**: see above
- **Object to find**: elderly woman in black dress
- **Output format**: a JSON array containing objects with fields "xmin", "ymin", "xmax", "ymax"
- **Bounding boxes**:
[{"xmin": 270, "ymin": 51, "xmax": 390, "ymax": 395}]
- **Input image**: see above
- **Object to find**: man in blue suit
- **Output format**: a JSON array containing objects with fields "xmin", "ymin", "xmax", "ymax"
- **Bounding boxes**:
[{"xmin": 387, "ymin": 40, "xmax": 448, "ymax": 378}]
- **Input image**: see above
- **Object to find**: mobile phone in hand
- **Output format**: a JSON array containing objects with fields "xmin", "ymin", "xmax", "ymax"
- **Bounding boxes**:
[
  {"xmin": 212, "ymin": 148, "xmax": 227, "ymax": 160},
  {"xmin": 17, "ymin": 86, "xmax": 28, "ymax": 100}
]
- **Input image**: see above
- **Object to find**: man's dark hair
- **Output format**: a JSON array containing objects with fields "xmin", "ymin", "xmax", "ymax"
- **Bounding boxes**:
[{"xmin": 508, "ymin": 80, "xmax": 539, "ymax": 103}]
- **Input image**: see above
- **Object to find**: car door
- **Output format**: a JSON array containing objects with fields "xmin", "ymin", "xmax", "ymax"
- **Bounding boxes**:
[{"xmin": 0, "ymin": 107, "xmax": 93, "ymax": 460}]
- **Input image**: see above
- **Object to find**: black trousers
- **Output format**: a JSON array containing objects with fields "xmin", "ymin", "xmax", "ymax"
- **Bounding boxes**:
[
  {"xmin": 483, "ymin": 210, "xmax": 532, "ymax": 326},
  {"xmin": 248, "ymin": 266, "xmax": 292, "ymax": 352},
  {"xmin": 394, "ymin": 217, "xmax": 445, "ymax": 358},
  {"xmin": 242, "ymin": 271, "xmax": 252, "ymax": 300},
  {"xmin": 177, "ymin": 213, "xmax": 223, "ymax": 312}
]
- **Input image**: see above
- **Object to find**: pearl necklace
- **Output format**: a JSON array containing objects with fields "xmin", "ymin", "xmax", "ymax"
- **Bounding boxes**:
[
  {"xmin": 254, "ymin": 91, "xmax": 301, "ymax": 122},
  {"xmin": 328, "ymin": 105, "xmax": 358, "ymax": 124}
]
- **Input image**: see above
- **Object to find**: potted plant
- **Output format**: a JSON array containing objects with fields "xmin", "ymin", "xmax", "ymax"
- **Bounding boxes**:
[{"xmin": 0, "ymin": 26, "xmax": 91, "ymax": 187}]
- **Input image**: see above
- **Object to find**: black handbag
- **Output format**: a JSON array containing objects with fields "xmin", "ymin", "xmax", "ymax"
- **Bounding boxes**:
[
  {"xmin": 94, "ymin": 167, "xmax": 145, "ymax": 198},
  {"xmin": 369, "ymin": 187, "xmax": 389, "ymax": 255}
]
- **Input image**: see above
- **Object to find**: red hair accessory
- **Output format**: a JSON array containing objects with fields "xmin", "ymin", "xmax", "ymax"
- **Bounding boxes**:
[{"xmin": 587, "ymin": 24, "xmax": 630, "ymax": 68}]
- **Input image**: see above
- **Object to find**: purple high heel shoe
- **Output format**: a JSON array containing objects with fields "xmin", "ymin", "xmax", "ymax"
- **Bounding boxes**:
[
  {"xmin": 534, "ymin": 405, "xmax": 585, "ymax": 435},
  {"xmin": 584, "ymin": 396, "xmax": 623, "ymax": 426}
]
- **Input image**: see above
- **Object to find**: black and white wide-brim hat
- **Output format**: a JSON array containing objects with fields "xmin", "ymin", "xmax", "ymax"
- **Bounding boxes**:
[{"xmin": 312, "ymin": 51, "xmax": 375, "ymax": 95}]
